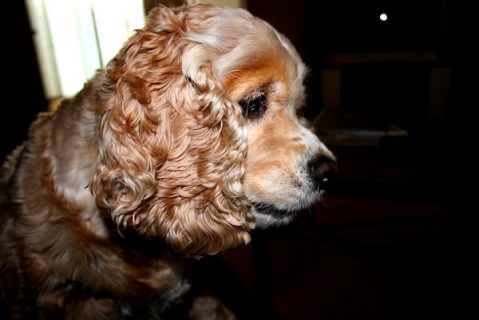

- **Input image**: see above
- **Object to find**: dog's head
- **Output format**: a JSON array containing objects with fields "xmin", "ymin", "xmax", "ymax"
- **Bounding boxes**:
[{"xmin": 90, "ymin": 5, "xmax": 336, "ymax": 256}]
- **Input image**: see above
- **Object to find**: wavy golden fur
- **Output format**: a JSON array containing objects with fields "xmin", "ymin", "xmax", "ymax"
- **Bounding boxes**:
[{"xmin": 0, "ymin": 4, "xmax": 335, "ymax": 319}]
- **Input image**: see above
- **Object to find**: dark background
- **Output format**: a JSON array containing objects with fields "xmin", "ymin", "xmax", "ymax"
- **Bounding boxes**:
[{"xmin": 1, "ymin": 1, "xmax": 477, "ymax": 319}]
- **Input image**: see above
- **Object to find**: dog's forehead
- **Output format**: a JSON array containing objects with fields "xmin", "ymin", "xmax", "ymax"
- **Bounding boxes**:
[
  {"xmin": 221, "ymin": 39, "xmax": 306, "ymax": 108},
  {"xmin": 182, "ymin": 6, "xmax": 306, "ymax": 106},
  {"xmin": 203, "ymin": 10, "xmax": 305, "ymax": 103}
]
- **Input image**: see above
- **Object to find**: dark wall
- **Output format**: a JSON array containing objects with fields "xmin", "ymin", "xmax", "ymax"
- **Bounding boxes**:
[{"xmin": 1, "ymin": 1, "xmax": 47, "ymax": 162}]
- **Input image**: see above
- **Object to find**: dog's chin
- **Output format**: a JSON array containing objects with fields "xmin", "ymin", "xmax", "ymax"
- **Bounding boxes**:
[
  {"xmin": 252, "ymin": 203, "xmax": 305, "ymax": 229},
  {"xmin": 251, "ymin": 187, "xmax": 324, "ymax": 229}
]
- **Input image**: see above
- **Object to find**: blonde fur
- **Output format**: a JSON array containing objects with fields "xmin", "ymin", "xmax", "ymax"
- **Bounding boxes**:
[{"xmin": 0, "ymin": 4, "xmax": 334, "ymax": 318}]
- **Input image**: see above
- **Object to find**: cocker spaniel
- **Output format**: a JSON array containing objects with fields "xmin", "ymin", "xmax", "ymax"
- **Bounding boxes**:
[{"xmin": 0, "ymin": 4, "xmax": 336, "ymax": 319}]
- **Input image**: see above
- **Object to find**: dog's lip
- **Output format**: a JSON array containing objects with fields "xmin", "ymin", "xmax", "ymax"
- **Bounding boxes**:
[{"xmin": 251, "ymin": 202, "xmax": 296, "ymax": 217}]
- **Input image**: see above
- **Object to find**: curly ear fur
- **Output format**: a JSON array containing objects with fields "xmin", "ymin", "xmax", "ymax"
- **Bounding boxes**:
[{"xmin": 90, "ymin": 5, "xmax": 254, "ymax": 256}]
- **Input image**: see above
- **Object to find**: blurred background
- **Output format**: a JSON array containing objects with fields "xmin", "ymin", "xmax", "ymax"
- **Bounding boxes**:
[{"xmin": 1, "ymin": 0, "xmax": 477, "ymax": 319}]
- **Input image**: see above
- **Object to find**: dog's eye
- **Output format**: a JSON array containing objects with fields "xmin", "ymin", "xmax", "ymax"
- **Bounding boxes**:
[{"xmin": 239, "ymin": 93, "xmax": 267, "ymax": 120}]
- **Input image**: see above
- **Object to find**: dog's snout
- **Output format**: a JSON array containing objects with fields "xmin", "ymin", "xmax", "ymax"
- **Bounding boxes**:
[{"xmin": 307, "ymin": 155, "xmax": 337, "ymax": 190}]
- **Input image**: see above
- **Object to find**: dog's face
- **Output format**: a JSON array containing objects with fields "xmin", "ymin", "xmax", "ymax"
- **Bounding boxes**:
[
  {"xmin": 91, "ymin": 5, "xmax": 336, "ymax": 256},
  {"xmin": 225, "ymin": 39, "xmax": 336, "ymax": 228},
  {"xmin": 186, "ymin": 6, "xmax": 337, "ymax": 228}
]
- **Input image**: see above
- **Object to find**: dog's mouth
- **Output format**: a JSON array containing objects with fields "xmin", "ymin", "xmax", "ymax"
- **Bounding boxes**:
[
  {"xmin": 250, "ymin": 187, "xmax": 329, "ymax": 229},
  {"xmin": 252, "ymin": 202, "xmax": 293, "ymax": 217},
  {"xmin": 251, "ymin": 202, "xmax": 302, "ymax": 228}
]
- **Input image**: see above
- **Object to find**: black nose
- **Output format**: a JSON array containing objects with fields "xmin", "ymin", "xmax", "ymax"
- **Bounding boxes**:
[{"xmin": 307, "ymin": 155, "xmax": 338, "ymax": 191}]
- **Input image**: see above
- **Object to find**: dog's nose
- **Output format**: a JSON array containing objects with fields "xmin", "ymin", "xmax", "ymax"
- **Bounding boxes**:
[{"xmin": 307, "ymin": 155, "xmax": 338, "ymax": 191}]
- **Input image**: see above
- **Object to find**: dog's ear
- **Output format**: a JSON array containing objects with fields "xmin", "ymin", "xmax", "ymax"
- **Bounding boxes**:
[{"xmin": 90, "ymin": 5, "xmax": 254, "ymax": 256}]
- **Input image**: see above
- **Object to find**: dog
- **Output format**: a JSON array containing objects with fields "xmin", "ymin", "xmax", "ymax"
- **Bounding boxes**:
[{"xmin": 0, "ymin": 4, "xmax": 336, "ymax": 319}]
